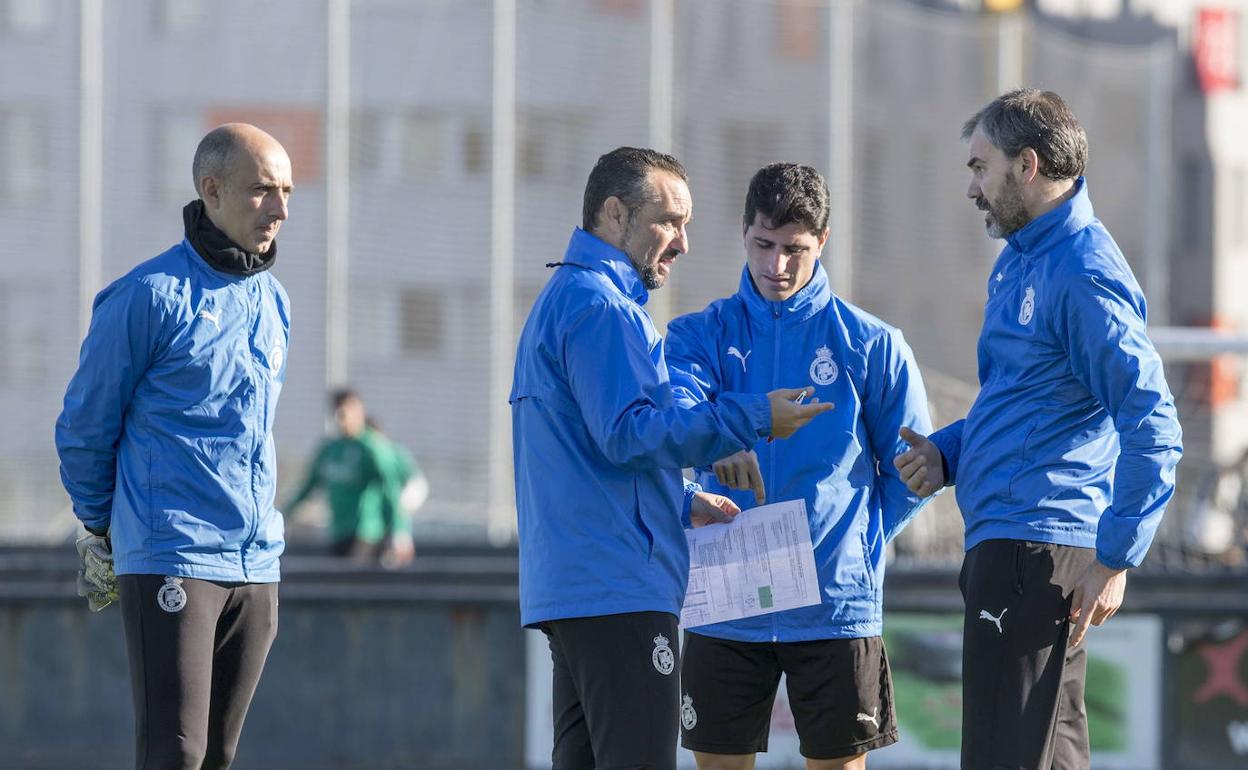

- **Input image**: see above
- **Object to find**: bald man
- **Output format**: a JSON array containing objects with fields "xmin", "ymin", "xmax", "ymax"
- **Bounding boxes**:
[{"xmin": 57, "ymin": 123, "xmax": 294, "ymax": 769}]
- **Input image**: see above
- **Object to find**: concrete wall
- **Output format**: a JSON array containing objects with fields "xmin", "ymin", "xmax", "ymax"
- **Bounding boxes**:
[
  {"xmin": 0, "ymin": 548, "xmax": 526, "ymax": 770},
  {"xmin": 5, "ymin": 547, "xmax": 1248, "ymax": 769}
]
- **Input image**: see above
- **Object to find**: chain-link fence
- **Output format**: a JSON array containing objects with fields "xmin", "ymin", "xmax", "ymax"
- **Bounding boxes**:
[{"xmin": 3, "ymin": 0, "xmax": 1224, "ymax": 569}]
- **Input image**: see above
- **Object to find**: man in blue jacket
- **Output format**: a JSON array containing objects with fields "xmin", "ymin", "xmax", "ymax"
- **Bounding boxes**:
[
  {"xmin": 894, "ymin": 89, "xmax": 1183, "ymax": 770},
  {"xmin": 511, "ymin": 147, "xmax": 832, "ymax": 770},
  {"xmin": 666, "ymin": 163, "xmax": 934, "ymax": 770},
  {"xmin": 56, "ymin": 123, "xmax": 292, "ymax": 770}
]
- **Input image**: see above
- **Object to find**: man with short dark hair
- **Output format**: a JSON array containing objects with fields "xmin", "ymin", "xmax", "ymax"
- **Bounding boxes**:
[
  {"xmin": 57, "ymin": 123, "xmax": 293, "ymax": 769},
  {"xmin": 511, "ymin": 147, "xmax": 833, "ymax": 770},
  {"xmin": 666, "ymin": 163, "xmax": 933, "ymax": 770},
  {"xmin": 894, "ymin": 89, "xmax": 1182, "ymax": 769}
]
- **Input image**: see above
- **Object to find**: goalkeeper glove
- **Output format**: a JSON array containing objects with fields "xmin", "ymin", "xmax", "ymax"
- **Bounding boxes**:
[{"xmin": 75, "ymin": 530, "xmax": 118, "ymax": 612}]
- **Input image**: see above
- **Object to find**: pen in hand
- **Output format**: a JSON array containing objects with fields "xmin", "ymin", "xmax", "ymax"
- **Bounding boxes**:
[{"xmin": 767, "ymin": 389, "xmax": 808, "ymax": 444}]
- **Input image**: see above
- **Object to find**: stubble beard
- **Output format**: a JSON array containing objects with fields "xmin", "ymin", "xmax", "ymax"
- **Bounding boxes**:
[
  {"xmin": 983, "ymin": 174, "xmax": 1030, "ymax": 239},
  {"xmin": 621, "ymin": 213, "xmax": 666, "ymax": 291},
  {"xmin": 636, "ymin": 260, "xmax": 664, "ymax": 291}
]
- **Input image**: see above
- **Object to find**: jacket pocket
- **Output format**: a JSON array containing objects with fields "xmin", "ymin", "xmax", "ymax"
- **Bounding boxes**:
[
  {"xmin": 1005, "ymin": 415, "xmax": 1042, "ymax": 503},
  {"xmin": 633, "ymin": 477, "xmax": 656, "ymax": 561},
  {"xmin": 859, "ymin": 525, "xmax": 877, "ymax": 593},
  {"xmin": 829, "ymin": 516, "xmax": 872, "ymax": 593}
]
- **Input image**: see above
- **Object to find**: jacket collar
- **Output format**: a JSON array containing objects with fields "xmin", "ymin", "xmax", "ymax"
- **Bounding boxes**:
[
  {"xmin": 562, "ymin": 228, "xmax": 648, "ymax": 306},
  {"xmin": 736, "ymin": 259, "xmax": 832, "ymax": 324},
  {"xmin": 182, "ymin": 199, "xmax": 277, "ymax": 276},
  {"xmin": 1005, "ymin": 176, "xmax": 1095, "ymax": 260}
]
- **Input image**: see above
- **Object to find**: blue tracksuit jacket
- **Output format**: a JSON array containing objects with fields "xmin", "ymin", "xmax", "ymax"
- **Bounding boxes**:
[
  {"xmin": 56, "ymin": 240, "xmax": 290, "ymax": 581},
  {"xmin": 667, "ymin": 261, "xmax": 933, "ymax": 641},
  {"xmin": 929, "ymin": 178, "xmax": 1182, "ymax": 569},
  {"xmin": 510, "ymin": 228, "xmax": 771, "ymax": 627}
]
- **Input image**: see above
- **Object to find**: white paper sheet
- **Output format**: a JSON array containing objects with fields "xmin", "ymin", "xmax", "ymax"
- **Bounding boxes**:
[{"xmin": 681, "ymin": 499, "xmax": 821, "ymax": 628}]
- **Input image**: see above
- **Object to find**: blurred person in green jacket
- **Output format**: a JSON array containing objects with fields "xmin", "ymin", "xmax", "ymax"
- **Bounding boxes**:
[{"xmin": 286, "ymin": 389, "xmax": 419, "ymax": 566}]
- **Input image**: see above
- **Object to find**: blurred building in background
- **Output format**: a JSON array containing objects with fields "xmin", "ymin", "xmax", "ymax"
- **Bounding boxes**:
[{"xmin": 2, "ymin": 0, "xmax": 1246, "ymax": 564}]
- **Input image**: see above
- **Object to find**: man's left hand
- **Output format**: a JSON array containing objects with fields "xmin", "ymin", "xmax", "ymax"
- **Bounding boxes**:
[
  {"xmin": 690, "ymin": 492, "xmax": 740, "ymax": 527},
  {"xmin": 75, "ymin": 531, "xmax": 118, "ymax": 612},
  {"xmin": 1068, "ymin": 561, "xmax": 1127, "ymax": 648}
]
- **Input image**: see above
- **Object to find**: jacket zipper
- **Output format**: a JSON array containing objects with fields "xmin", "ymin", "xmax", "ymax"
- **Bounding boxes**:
[
  {"xmin": 242, "ymin": 282, "xmax": 263, "ymax": 580},
  {"xmin": 770, "ymin": 305, "xmax": 782, "ymax": 643}
]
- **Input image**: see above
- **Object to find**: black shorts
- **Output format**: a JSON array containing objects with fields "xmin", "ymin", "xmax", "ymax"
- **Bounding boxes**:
[
  {"xmin": 540, "ymin": 611, "xmax": 681, "ymax": 770},
  {"xmin": 959, "ymin": 539, "xmax": 1097, "ymax": 770},
  {"xmin": 679, "ymin": 632, "xmax": 898, "ymax": 760}
]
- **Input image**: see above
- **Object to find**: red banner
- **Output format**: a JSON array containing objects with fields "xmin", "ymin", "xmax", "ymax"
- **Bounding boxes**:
[{"xmin": 1194, "ymin": 7, "xmax": 1240, "ymax": 94}]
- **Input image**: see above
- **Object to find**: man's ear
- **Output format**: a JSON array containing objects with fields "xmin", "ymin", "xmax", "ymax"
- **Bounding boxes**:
[
  {"xmin": 605, "ymin": 196, "xmax": 626, "ymax": 228},
  {"xmin": 199, "ymin": 176, "xmax": 221, "ymax": 209},
  {"xmin": 1017, "ymin": 147, "xmax": 1041, "ymax": 185},
  {"xmin": 599, "ymin": 195, "xmax": 629, "ymax": 240},
  {"xmin": 817, "ymin": 227, "xmax": 830, "ymax": 250}
]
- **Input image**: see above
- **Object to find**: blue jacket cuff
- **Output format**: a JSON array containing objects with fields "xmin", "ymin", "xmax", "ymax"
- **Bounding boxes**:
[
  {"xmin": 929, "ymin": 429, "xmax": 960, "ymax": 485},
  {"xmin": 682, "ymin": 480, "xmax": 702, "ymax": 528}
]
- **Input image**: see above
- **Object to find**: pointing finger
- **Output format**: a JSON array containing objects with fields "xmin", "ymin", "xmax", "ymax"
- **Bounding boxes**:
[{"xmin": 899, "ymin": 426, "xmax": 927, "ymax": 445}]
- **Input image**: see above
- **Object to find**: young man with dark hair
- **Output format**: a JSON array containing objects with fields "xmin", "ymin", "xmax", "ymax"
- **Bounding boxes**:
[
  {"xmin": 666, "ymin": 163, "xmax": 934, "ymax": 770},
  {"xmin": 894, "ymin": 88, "xmax": 1183, "ymax": 770},
  {"xmin": 511, "ymin": 148, "xmax": 833, "ymax": 770}
]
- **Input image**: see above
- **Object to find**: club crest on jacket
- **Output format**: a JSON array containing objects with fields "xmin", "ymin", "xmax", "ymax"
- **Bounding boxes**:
[
  {"xmin": 1019, "ymin": 286, "xmax": 1036, "ymax": 326},
  {"xmin": 810, "ymin": 345, "xmax": 838, "ymax": 385}
]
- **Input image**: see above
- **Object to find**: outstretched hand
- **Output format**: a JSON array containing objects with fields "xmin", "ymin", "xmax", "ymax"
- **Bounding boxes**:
[
  {"xmin": 893, "ymin": 426, "xmax": 945, "ymax": 497},
  {"xmin": 768, "ymin": 387, "xmax": 834, "ymax": 440}
]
